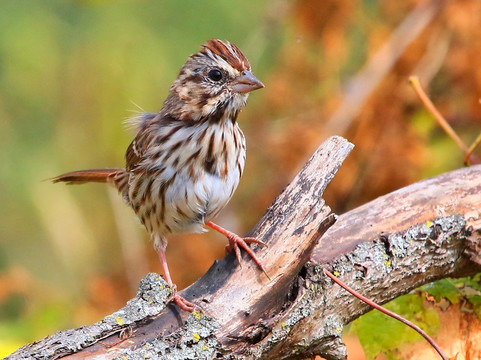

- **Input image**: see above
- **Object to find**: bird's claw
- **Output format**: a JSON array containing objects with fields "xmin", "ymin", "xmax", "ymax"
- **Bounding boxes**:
[
  {"xmin": 206, "ymin": 221, "xmax": 269, "ymax": 279},
  {"xmin": 173, "ymin": 293, "xmax": 196, "ymax": 312},
  {"xmin": 226, "ymin": 234, "xmax": 270, "ymax": 279}
]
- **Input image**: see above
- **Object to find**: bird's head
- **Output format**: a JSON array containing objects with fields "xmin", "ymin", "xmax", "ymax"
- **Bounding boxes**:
[{"xmin": 165, "ymin": 39, "xmax": 264, "ymax": 123}]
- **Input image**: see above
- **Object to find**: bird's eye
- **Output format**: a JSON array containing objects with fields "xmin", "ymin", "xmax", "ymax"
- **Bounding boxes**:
[{"xmin": 208, "ymin": 69, "xmax": 223, "ymax": 82}]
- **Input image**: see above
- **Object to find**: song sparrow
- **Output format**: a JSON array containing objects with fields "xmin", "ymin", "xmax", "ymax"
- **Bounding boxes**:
[{"xmin": 52, "ymin": 39, "xmax": 266, "ymax": 312}]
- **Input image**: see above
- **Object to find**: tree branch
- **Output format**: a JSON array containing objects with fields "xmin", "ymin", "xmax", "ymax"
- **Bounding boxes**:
[{"xmin": 8, "ymin": 136, "xmax": 481, "ymax": 360}]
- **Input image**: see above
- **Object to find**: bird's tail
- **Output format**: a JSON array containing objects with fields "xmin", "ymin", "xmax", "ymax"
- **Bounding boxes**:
[
  {"xmin": 51, "ymin": 168, "xmax": 130, "ymax": 201},
  {"xmin": 51, "ymin": 168, "xmax": 126, "ymax": 186}
]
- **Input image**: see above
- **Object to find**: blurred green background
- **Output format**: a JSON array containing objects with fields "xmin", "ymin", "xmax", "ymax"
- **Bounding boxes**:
[
  {"xmin": 1, "ymin": 0, "xmax": 481, "ymax": 358},
  {"xmin": 0, "ymin": 0, "xmax": 278, "ymax": 353}
]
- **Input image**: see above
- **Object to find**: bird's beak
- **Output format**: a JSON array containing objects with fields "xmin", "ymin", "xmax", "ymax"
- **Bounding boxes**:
[{"xmin": 231, "ymin": 70, "xmax": 265, "ymax": 94}]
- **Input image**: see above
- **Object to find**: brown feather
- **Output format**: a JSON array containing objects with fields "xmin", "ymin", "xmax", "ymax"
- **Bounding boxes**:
[
  {"xmin": 201, "ymin": 39, "xmax": 250, "ymax": 72},
  {"xmin": 126, "ymin": 139, "xmax": 143, "ymax": 172},
  {"xmin": 51, "ymin": 168, "xmax": 124, "ymax": 185}
]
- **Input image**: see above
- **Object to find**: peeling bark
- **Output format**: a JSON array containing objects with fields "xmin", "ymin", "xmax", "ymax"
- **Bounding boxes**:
[{"xmin": 7, "ymin": 137, "xmax": 481, "ymax": 360}]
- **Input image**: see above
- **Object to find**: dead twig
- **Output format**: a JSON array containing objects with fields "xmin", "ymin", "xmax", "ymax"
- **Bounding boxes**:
[{"xmin": 409, "ymin": 75, "xmax": 480, "ymax": 165}]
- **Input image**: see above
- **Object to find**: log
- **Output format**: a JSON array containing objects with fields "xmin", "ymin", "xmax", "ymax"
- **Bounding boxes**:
[{"xmin": 7, "ymin": 136, "xmax": 481, "ymax": 360}]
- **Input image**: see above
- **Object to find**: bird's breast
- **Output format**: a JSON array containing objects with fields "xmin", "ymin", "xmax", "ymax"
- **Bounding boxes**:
[{"xmin": 130, "ymin": 120, "xmax": 246, "ymax": 236}]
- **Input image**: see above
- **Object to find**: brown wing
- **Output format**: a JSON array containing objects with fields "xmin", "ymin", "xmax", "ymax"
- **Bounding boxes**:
[
  {"xmin": 125, "ymin": 138, "xmax": 144, "ymax": 172},
  {"xmin": 125, "ymin": 112, "xmax": 159, "ymax": 172}
]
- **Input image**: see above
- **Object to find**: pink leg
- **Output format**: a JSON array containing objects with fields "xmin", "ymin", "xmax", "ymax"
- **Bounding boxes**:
[
  {"xmin": 206, "ymin": 221, "xmax": 269, "ymax": 278},
  {"xmin": 157, "ymin": 249, "xmax": 196, "ymax": 312}
]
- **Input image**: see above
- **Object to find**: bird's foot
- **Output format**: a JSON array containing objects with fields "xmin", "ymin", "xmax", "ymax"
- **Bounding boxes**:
[
  {"xmin": 173, "ymin": 292, "xmax": 196, "ymax": 312},
  {"xmin": 157, "ymin": 248, "xmax": 197, "ymax": 312},
  {"xmin": 206, "ymin": 221, "xmax": 269, "ymax": 278}
]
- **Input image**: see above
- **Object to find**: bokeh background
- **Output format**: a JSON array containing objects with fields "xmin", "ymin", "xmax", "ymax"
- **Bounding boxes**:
[{"xmin": 1, "ymin": 0, "xmax": 481, "ymax": 358}]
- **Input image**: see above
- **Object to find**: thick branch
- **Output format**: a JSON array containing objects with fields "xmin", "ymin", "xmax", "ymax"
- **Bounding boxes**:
[
  {"xmin": 8, "ymin": 138, "xmax": 481, "ymax": 360},
  {"xmin": 260, "ymin": 164, "xmax": 481, "ymax": 359}
]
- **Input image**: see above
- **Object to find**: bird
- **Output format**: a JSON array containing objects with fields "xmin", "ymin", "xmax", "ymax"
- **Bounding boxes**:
[{"xmin": 52, "ymin": 39, "xmax": 266, "ymax": 312}]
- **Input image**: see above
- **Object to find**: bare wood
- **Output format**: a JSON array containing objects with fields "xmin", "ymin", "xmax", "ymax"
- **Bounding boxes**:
[{"xmin": 8, "ymin": 138, "xmax": 481, "ymax": 360}]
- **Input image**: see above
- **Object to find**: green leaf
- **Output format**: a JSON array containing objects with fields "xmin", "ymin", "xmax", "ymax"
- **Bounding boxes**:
[
  {"xmin": 421, "ymin": 278, "xmax": 461, "ymax": 304},
  {"xmin": 349, "ymin": 294, "xmax": 440, "ymax": 359}
]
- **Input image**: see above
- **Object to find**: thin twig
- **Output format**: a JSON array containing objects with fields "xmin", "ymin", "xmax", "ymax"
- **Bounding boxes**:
[
  {"xmin": 464, "ymin": 132, "xmax": 481, "ymax": 166},
  {"xmin": 409, "ymin": 76, "xmax": 480, "ymax": 165},
  {"xmin": 323, "ymin": 268, "xmax": 448, "ymax": 360}
]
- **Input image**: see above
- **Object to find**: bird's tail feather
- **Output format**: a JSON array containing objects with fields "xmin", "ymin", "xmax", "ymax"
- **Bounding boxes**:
[{"xmin": 51, "ymin": 168, "xmax": 125, "ymax": 185}]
